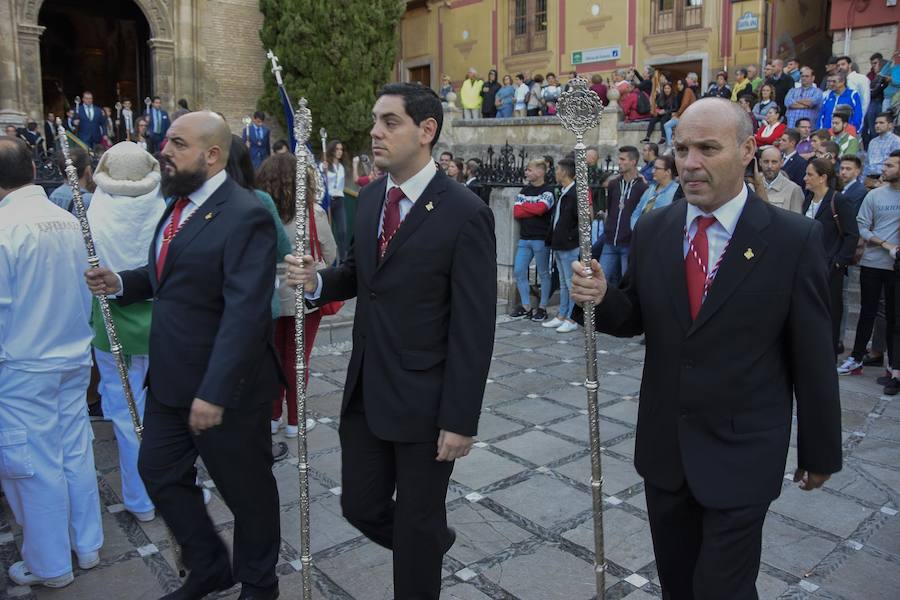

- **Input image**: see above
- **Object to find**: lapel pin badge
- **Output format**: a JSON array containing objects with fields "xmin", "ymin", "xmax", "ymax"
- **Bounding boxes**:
[
  {"xmin": 744, "ymin": 248, "xmax": 754, "ymax": 260},
  {"xmin": 205, "ymin": 212, "xmax": 214, "ymax": 220},
  {"xmin": 425, "ymin": 201, "xmax": 434, "ymax": 212}
]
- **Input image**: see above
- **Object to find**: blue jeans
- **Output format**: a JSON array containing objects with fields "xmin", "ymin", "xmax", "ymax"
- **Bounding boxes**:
[
  {"xmin": 664, "ymin": 117, "xmax": 679, "ymax": 145},
  {"xmin": 554, "ymin": 248, "xmax": 581, "ymax": 319},
  {"xmin": 599, "ymin": 243, "xmax": 629, "ymax": 287},
  {"xmin": 514, "ymin": 239, "xmax": 551, "ymax": 308},
  {"xmin": 330, "ymin": 195, "xmax": 348, "ymax": 263}
]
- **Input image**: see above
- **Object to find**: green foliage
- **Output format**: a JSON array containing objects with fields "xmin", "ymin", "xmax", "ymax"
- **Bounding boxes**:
[{"xmin": 258, "ymin": 0, "xmax": 405, "ymax": 153}]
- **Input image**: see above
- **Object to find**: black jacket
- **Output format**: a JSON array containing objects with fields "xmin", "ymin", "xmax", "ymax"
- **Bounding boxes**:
[
  {"xmin": 317, "ymin": 171, "xmax": 497, "ymax": 442},
  {"xmin": 802, "ymin": 189, "xmax": 860, "ymax": 267},
  {"xmin": 119, "ymin": 176, "xmax": 282, "ymax": 410},
  {"xmin": 481, "ymin": 80, "xmax": 501, "ymax": 117},
  {"xmin": 549, "ymin": 184, "xmax": 579, "ymax": 251},
  {"xmin": 839, "ymin": 179, "xmax": 868, "ymax": 214},
  {"xmin": 577, "ymin": 194, "xmax": 842, "ymax": 508},
  {"xmin": 603, "ymin": 175, "xmax": 648, "ymax": 246},
  {"xmin": 782, "ymin": 152, "xmax": 808, "ymax": 190}
]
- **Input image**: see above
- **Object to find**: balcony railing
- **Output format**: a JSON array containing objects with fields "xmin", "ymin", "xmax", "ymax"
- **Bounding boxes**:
[{"xmin": 651, "ymin": 0, "xmax": 704, "ymax": 35}]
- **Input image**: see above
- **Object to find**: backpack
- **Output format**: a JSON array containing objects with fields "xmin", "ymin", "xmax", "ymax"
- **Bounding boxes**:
[{"xmin": 636, "ymin": 91, "xmax": 651, "ymax": 115}]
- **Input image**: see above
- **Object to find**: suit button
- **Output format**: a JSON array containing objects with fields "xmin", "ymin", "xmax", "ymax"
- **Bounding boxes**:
[{"xmin": 369, "ymin": 292, "xmax": 376, "ymax": 300}]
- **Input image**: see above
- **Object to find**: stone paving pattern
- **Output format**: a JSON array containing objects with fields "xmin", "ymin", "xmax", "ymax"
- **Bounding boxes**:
[{"xmin": 2, "ymin": 314, "xmax": 899, "ymax": 599}]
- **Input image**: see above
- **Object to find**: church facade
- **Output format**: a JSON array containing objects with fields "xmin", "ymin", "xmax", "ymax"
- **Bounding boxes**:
[{"xmin": 0, "ymin": 0, "xmax": 268, "ymax": 132}]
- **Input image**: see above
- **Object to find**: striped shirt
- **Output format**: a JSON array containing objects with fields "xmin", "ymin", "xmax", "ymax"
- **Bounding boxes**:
[
  {"xmin": 864, "ymin": 133, "xmax": 900, "ymax": 177},
  {"xmin": 784, "ymin": 85, "xmax": 823, "ymax": 128}
]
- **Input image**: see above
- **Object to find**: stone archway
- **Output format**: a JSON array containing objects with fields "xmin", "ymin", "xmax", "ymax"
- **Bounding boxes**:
[{"xmin": 10, "ymin": 0, "xmax": 177, "ymax": 121}]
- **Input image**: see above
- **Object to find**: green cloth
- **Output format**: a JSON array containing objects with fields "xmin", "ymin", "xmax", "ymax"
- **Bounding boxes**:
[
  {"xmin": 833, "ymin": 132, "xmax": 860, "ymax": 157},
  {"xmin": 750, "ymin": 77, "xmax": 763, "ymax": 93},
  {"xmin": 91, "ymin": 298, "xmax": 152, "ymax": 355},
  {"xmin": 254, "ymin": 189, "xmax": 292, "ymax": 319}
]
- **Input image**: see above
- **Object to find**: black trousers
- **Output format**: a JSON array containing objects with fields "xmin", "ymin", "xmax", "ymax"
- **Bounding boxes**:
[
  {"xmin": 645, "ymin": 481, "xmax": 770, "ymax": 600},
  {"xmin": 339, "ymin": 391, "xmax": 454, "ymax": 600},
  {"xmin": 645, "ymin": 113, "xmax": 671, "ymax": 139},
  {"xmin": 138, "ymin": 396, "xmax": 280, "ymax": 589},
  {"xmin": 852, "ymin": 266, "xmax": 896, "ymax": 366},
  {"xmin": 828, "ymin": 265, "xmax": 846, "ymax": 355}
]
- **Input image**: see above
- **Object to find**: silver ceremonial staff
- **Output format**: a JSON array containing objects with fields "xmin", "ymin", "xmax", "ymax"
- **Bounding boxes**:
[
  {"xmin": 56, "ymin": 120, "xmax": 187, "ymax": 579},
  {"xmin": 555, "ymin": 77, "xmax": 607, "ymax": 597},
  {"xmin": 292, "ymin": 98, "xmax": 314, "ymax": 598}
]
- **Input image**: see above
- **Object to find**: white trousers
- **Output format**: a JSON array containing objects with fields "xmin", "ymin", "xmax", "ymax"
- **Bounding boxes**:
[
  {"xmin": 94, "ymin": 349, "xmax": 153, "ymax": 513},
  {"xmin": 0, "ymin": 365, "xmax": 103, "ymax": 578}
]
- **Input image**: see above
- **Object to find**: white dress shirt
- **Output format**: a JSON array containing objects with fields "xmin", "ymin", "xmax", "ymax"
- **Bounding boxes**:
[
  {"xmin": 683, "ymin": 185, "xmax": 749, "ymax": 273},
  {"xmin": 308, "ymin": 159, "xmax": 438, "ymax": 299}
]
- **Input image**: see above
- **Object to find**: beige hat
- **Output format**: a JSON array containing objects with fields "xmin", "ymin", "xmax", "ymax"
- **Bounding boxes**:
[{"xmin": 93, "ymin": 141, "xmax": 161, "ymax": 197}]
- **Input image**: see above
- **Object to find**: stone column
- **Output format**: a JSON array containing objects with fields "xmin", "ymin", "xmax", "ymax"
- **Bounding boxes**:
[
  {"xmin": 491, "ymin": 187, "xmax": 520, "ymax": 306},
  {"xmin": 148, "ymin": 38, "xmax": 176, "ymax": 110},
  {"xmin": 16, "ymin": 23, "xmax": 45, "ymax": 122},
  {"xmin": 173, "ymin": 0, "xmax": 198, "ymax": 108},
  {"xmin": 0, "ymin": 0, "xmax": 25, "ymax": 126}
]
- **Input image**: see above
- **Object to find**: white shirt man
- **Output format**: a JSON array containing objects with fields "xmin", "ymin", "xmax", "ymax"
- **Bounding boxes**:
[{"xmin": 0, "ymin": 179, "xmax": 103, "ymax": 588}]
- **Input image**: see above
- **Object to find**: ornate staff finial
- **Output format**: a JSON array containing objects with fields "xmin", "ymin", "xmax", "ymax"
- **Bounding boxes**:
[
  {"xmin": 294, "ymin": 98, "xmax": 312, "ymax": 145},
  {"xmin": 556, "ymin": 76, "xmax": 604, "ymax": 141}
]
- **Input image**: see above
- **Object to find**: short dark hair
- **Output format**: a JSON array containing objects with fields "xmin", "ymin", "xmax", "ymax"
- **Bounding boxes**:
[
  {"xmin": 890, "ymin": 149, "xmax": 900, "ymax": 159},
  {"xmin": 618, "ymin": 145, "xmax": 640, "ymax": 162},
  {"xmin": 871, "ymin": 53, "xmax": 884, "ymax": 61},
  {"xmin": 812, "ymin": 128, "xmax": 832, "ymax": 142},
  {"xmin": 875, "ymin": 112, "xmax": 894, "ymax": 123},
  {"xmin": 377, "ymin": 83, "xmax": 444, "ymax": 149},
  {"xmin": 253, "ymin": 110, "xmax": 265, "ymax": 121},
  {"xmin": 655, "ymin": 154, "xmax": 676, "ymax": 177},
  {"xmin": 831, "ymin": 112, "xmax": 849, "ymax": 125},
  {"xmin": 440, "ymin": 151, "xmax": 453, "ymax": 159},
  {"xmin": 0, "ymin": 138, "xmax": 34, "ymax": 189},
  {"xmin": 737, "ymin": 68, "xmax": 748, "ymax": 78},
  {"xmin": 272, "ymin": 139, "xmax": 289, "ymax": 152},
  {"xmin": 796, "ymin": 117, "xmax": 811, "ymax": 126},
  {"xmin": 57, "ymin": 145, "xmax": 90, "ymax": 180},
  {"xmin": 826, "ymin": 56, "xmax": 838, "ymax": 65},
  {"xmin": 820, "ymin": 140, "xmax": 840, "ymax": 158},
  {"xmin": 782, "ymin": 128, "xmax": 801, "ymax": 145},
  {"xmin": 643, "ymin": 142, "xmax": 659, "ymax": 157},
  {"xmin": 152, "ymin": 95, "xmax": 161, "ymax": 102},
  {"xmin": 177, "ymin": 98, "xmax": 189, "ymax": 109},
  {"xmin": 557, "ymin": 157, "xmax": 575, "ymax": 179},
  {"xmin": 836, "ymin": 55, "xmax": 853, "ymax": 65},
  {"xmin": 840, "ymin": 155, "xmax": 862, "ymax": 169}
]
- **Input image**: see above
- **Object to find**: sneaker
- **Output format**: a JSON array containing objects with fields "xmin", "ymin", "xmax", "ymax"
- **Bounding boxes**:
[
  {"xmin": 128, "ymin": 508, "xmax": 156, "ymax": 523},
  {"xmin": 271, "ymin": 419, "xmax": 281, "ymax": 435},
  {"xmin": 285, "ymin": 425, "xmax": 298, "ymax": 438},
  {"xmin": 556, "ymin": 320, "xmax": 578, "ymax": 333},
  {"xmin": 837, "ymin": 357, "xmax": 863, "ymax": 375},
  {"xmin": 877, "ymin": 370, "xmax": 894, "ymax": 386},
  {"xmin": 885, "ymin": 378, "xmax": 900, "ymax": 395},
  {"xmin": 87, "ymin": 402, "xmax": 109, "ymax": 422},
  {"xmin": 862, "ymin": 353, "xmax": 884, "ymax": 367},
  {"xmin": 77, "ymin": 551, "xmax": 101, "ymax": 570},
  {"xmin": 8, "ymin": 561, "xmax": 73, "ymax": 588},
  {"xmin": 531, "ymin": 308, "xmax": 548, "ymax": 322},
  {"xmin": 542, "ymin": 317, "xmax": 564, "ymax": 329},
  {"xmin": 509, "ymin": 306, "xmax": 532, "ymax": 319}
]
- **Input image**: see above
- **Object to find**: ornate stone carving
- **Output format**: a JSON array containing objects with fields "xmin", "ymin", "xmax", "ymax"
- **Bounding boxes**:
[{"xmin": 19, "ymin": 0, "xmax": 172, "ymax": 39}]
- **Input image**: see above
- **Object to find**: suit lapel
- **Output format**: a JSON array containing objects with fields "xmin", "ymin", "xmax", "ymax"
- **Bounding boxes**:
[
  {"xmin": 814, "ymin": 190, "xmax": 833, "ymax": 220},
  {"xmin": 688, "ymin": 196, "xmax": 770, "ymax": 336},
  {"xmin": 657, "ymin": 201, "xmax": 692, "ymax": 334},
  {"xmin": 377, "ymin": 172, "xmax": 448, "ymax": 271},
  {"xmin": 149, "ymin": 199, "xmax": 177, "ymax": 288},
  {"xmin": 357, "ymin": 177, "xmax": 387, "ymax": 278},
  {"xmin": 157, "ymin": 178, "xmax": 232, "ymax": 285}
]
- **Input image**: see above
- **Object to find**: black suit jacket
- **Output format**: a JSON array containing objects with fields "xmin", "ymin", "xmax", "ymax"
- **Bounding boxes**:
[
  {"xmin": 580, "ymin": 193, "xmax": 842, "ymax": 508},
  {"xmin": 118, "ymin": 175, "xmax": 281, "ymax": 410},
  {"xmin": 782, "ymin": 153, "xmax": 808, "ymax": 190},
  {"xmin": 318, "ymin": 170, "xmax": 497, "ymax": 442},
  {"xmin": 839, "ymin": 180, "xmax": 868, "ymax": 214},
  {"xmin": 465, "ymin": 178, "xmax": 491, "ymax": 204},
  {"xmin": 801, "ymin": 189, "xmax": 860, "ymax": 267}
]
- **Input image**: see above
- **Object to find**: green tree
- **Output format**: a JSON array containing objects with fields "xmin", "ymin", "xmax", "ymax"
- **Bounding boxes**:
[{"xmin": 258, "ymin": 0, "xmax": 405, "ymax": 153}]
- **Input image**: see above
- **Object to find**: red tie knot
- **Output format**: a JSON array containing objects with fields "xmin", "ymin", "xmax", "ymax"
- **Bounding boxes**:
[
  {"xmin": 175, "ymin": 197, "xmax": 190, "ymax": 209},
  {"xmin": 387, "ymin": 186, "xmax": 406, "ymax": 205},
  {"xmin": 695, "ymin": 215, "xmax": 717, "ymax": 234}
]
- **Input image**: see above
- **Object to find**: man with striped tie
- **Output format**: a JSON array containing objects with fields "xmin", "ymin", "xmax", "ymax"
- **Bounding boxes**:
[
  {"xmin": 84, "ymin": 111, "xmax": 282, "ymax": 600},
  {"xmin": 571, "ymin": 97, "xmax": 842, "ymax": 600}
]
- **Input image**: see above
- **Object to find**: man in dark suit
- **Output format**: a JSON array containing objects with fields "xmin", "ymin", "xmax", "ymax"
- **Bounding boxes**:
[
  {"xmin": 571, "ymin": 98, "xmax": 842, "ymax": 599},
  {"xmin": 85, "ymin": 111, "xmax": 281, "ymax": 600},
  {"xmin": 242, "ymin": 111, "xmax": 271, "ymax": 170},
  {"xmin": 779, "ymin": 127, "xmax": 809, "ymax": 190},
  {"xmin": 285, "ymin": 83, "xmax": 497, "ymax": 599},
  {"xmin": 77, "ymin": 91, "xmax": 106, "ymax": 149},
  {"xmin": 116, "ymin": 99, "xmax": 136, "ymax": 142},
  {"xmin": 838, "ymin": 154, "xmax": 868, "ymax": 213},
  {"xmin": 146, "ymin": 95, "xmax": 171, "ymax": 153},
  {"xmin": 464, "ymin": 157, "xmax": 491, "ymax": 203},
  {"xmin": 43, "ymin": 112, "xmax": 56, "ymax": 148}
]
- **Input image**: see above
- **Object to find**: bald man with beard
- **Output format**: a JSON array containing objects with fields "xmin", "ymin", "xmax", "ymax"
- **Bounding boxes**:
[
  {"xmin": 571, "ymin": 98, "xmax": 842, "ymax": 599},
  {"xmin": 85, "ymin": 111, "xmax": 282, "ymax": 600}
]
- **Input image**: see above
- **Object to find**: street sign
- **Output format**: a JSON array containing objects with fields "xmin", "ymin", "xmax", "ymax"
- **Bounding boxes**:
[
  {"xmin": 736, "ymin": 11, "xmax": 759, "ymax": 32},
  {"xmin": 571, "ymin": 45, "xmax": 621, "ymax": 66}
]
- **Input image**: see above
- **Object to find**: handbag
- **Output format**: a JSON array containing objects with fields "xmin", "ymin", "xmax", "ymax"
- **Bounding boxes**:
[{"xmin": 308, "ymin": 204, "xmax": 343, "ymax": 316}]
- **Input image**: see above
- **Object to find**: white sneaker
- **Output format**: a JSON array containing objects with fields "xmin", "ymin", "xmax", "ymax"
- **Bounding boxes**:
[
  {"xmin": 837, "ymin": 356, "xmax": 863, "ymax": 375},
  {"xmin": 285, "ymin": 425, "xmax": 298, "ymax": 438},
  {"xmin": 556, "ymin": 321, "xmax": 579, "ymax": 333},
  {"xmin": 128, "ymin": 508, "xmax": 156, "ymax": 523},
  {"xmin": 77, "ymin": 551, "xmax": 101, "ymax": 570},
  {"xmin": 542, "ymin": 317, "xmax": 564, "ymax": 328},
  {"xmin": 271, "ymin": 419, "xmax": 281, "ymax": 435},
  {"xmin": 8, "ymin": 561, "xmax": 73, "ymax": 588}
]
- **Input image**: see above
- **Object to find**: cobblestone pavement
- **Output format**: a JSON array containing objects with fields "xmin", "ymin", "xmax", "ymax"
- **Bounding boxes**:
[{"xmin": 2, "ymin": 314, "xmax": 899, "ymax": 599}]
